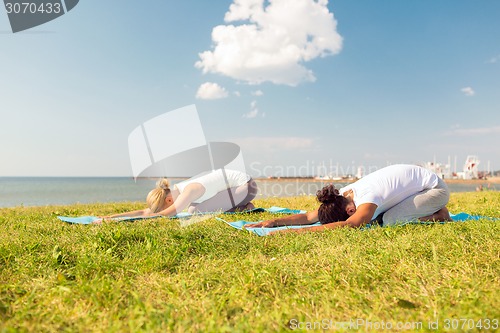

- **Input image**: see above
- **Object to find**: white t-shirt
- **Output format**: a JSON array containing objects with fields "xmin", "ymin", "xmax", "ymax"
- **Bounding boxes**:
[
  {"xmin": 340, "ymin": 164, "xmax": 439, "ymax": 219},
  {"xmin": 175, "ymin": 169, "xmax": 250, "ymax": 203}
]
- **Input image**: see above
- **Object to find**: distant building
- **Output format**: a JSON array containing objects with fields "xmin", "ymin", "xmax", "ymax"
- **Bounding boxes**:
[
  {"xmin": 423, "ymin": 155, "xmax": 481, "ymax": 180},
  {"xmin": 456, "ymin": 155, "xmax": 480, "ymax": 180},
  {"xmin": 423, "ymin": 161, "xmax": 451, "ymax": 179},
  {"xmin": 356, "ymin": 166, "xmax": 364, "ymax": 179}
]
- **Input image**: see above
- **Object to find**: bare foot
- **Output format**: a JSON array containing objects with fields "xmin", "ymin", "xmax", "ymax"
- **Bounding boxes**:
[
  {"xmin": 228, "ymin": 202, "xmax": 255, "ymax": 212},
  {"xmin": 437, "ymin": 207, "xmax": 453, "ymax": 221},
  {"xmin": 243, "ymin": 202, "xmax": 255, "ymax": 211},
  {"xmin": 419, "ymin": 207, "xmax": 452, "ymax": 222}
]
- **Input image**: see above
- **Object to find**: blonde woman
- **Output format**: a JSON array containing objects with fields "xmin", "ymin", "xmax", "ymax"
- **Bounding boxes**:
[{"xmin": 102, "ymin": 169, "xmax": 258, "ymax": 220}]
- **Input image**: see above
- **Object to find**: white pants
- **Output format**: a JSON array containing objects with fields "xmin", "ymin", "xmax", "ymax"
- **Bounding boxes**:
[
  {"xmin": 187, "ymin": 179, "xmax": 258, "ymax": 213},
  {"xmin": 383, "ymin": 177, "xmax": 450, "ymax": 226}
]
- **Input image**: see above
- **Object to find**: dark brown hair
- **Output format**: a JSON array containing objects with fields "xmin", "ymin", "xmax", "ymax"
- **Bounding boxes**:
[{"xmin": 316, "ymin": 184, "xmax": 349, "ymax": 224}]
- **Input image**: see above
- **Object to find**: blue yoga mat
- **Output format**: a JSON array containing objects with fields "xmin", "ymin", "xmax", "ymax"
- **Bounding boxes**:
[
  {"xmin": 220, "ymin": 212, "xmax": 500, "ymax": 236},
  {"xmin": 57, "ymin": 215, "xmax": 164, "ymax": 225},
  {"xmin": 57, "ymin": 207, "xmax": 297, "ymax": 225}
]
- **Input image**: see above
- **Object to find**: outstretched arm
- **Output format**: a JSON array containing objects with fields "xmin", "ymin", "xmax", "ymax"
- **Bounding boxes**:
[
  {"xmin": 99, "ymin": 183, "xmax": 205, "ymax": 221},
  {"xmin": 104, "ymin": 209, "xmax": 151, "ymax": 218},
  {"xmin": 269, "ymin": 203, "xmax": 377, "ymax": 234},
  {"xmin": 155, "ymin": 183, "xmax": 205, "ymax": 217},
  {"xmin": 245, "ymin": 210, "xmax": 319, "ymax": 228},
  {"xmin": 94, "ymin": 208, "xmax": 152, "ymax": 224}
]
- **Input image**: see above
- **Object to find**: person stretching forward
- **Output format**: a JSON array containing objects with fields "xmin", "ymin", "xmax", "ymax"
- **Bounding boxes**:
[{"xmin": 247, "ymin": 164, "xmax": 452, "ymax": 234}]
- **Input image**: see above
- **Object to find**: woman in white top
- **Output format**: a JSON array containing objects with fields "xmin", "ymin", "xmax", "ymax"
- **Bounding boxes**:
[
  {"xmin": 105, "ymin": 169, "xmax": 257, "ymax": 219},
  {"xmin": 247, "ymin": 164, "xmax": 452, "ymax": 233}
]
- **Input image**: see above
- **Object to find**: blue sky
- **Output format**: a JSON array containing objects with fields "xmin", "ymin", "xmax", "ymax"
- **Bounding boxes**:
[{"xmin": 1, "ymin": 0, "xmax": 499, "ymax": 177}]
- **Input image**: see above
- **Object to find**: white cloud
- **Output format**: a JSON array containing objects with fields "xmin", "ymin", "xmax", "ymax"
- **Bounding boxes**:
[
  {"xmin": 243, "ymin": 100, "xmax": 260, "ymax": 118},
  {"xmin": 461, "ymin": 87, "xmax": 475, "ymax": 96},
  {"xmin": 233, "ymin": 136, "xmax": 315, "ymax": 152},
  {"xmin": 195, "ymin": 0, "xmax": 343, "ymax": 86},
  {"xmin": 233, "ymin": 91, "xmax": 241, "ymax": 97},
  {"xmin": 243, "ymin": 109, "xmax": 259, "ymax": 119},
  {"xmin": 252, "ymin": 89, "xmax": 264, "ymax": 96},
  {"xmin": 195, "ymin": 82, "xmax": 229, "ymax": 100},
  {"xmin": 486, "ymin": 54, "xmax": 500, "ymax": 64},
  {"xmin": 443, "ymin": 125, "xmax": 500, "ymax": 137}
]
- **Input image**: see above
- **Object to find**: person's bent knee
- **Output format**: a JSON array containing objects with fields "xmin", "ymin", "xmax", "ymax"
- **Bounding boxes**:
[{"xmin": 382, "ymin": 212, "xmax": 408, "ymax": 226}]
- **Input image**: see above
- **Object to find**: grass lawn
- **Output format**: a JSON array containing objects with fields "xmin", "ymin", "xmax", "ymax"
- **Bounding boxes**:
[{"xmin": 1, "ymin": 192, "xmax": 499, "ymax": 332}]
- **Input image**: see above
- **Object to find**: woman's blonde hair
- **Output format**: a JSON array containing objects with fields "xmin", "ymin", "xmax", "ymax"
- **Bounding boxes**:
[{"xmin": 146, "ymin": 178, "xmax": 171, "ymax": 213}]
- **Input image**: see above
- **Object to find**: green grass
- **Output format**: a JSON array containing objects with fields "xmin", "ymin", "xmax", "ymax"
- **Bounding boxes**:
[{"xmin": 1, "ymin": 192, "xmax": 499, "ymax": 332}]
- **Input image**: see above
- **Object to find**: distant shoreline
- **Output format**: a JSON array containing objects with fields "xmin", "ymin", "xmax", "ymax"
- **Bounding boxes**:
[
  {"xmin": 444, "ymin": 177, "xmax": 500, "ymax": 185},
  {"xmin": 257, "ymin": 177, "xmax": 500, "ymax": 185}
]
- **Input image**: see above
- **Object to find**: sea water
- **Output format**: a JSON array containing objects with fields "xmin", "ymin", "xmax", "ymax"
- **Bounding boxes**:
[{"xmin": 0, "ymin": 177, "xmax": 488, "ymax": 208}]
